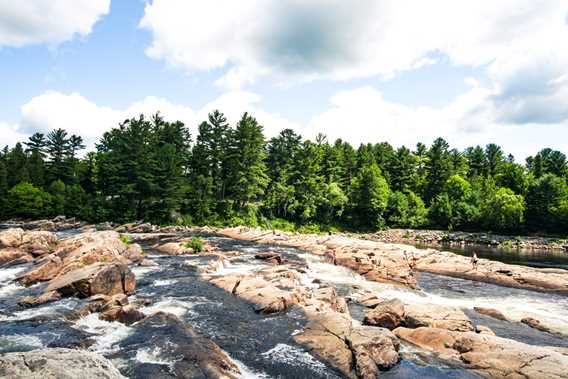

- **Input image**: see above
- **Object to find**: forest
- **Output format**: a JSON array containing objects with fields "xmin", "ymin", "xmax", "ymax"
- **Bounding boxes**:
[{"xmin": 0, "ymin": 110, "xmax": 567, "ymax": 235}]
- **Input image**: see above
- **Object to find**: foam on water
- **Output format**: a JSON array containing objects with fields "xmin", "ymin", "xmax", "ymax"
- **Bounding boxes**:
[
  {"xmin": 6, "ymin": 298, "xmax": 80, "ymax": 321},
  {"xmin": 0, "ymin": 266, "xmax": 27, "ymax": 284},
  {"xmin": 152, "ymin": 278, "xmax": 178, "ymax": 287},
  {"xmin": 0, "ymin": 334, "xmax": 43, "ymax": 352},
  {"xmin": 140, "ymin": 298, "xmax": 202, "ymax": 318},
  {"xmin": 135, "ymin": 346, "xmax": 179, "ymax": 366},
  {"xmin": 232, "ymin": 358, "xmax": 271, "ymax": 379},
  {"xmin": 74, "ymin": 313, "xmax": 133, "ymax": 354},
  {"xmin": 0, "ymin": 282, "xmax": 24, "ymax": 298},
  {"xmin": 131, "ymin": 265, "xmax": 160, "ymax": 278},
  {"xmin": 260, "ymin": 344, "xmax": 329, "ymax": 374}
]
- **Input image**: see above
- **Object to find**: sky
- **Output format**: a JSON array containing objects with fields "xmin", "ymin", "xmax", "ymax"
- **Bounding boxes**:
[{"xmin": 1, "ymin": 0, "xmax": 568, "ymax": 160}]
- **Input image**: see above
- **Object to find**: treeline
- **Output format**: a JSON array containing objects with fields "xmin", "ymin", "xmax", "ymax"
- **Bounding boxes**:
[{"xmin": 1, "ymin": 110, "xmax": 568, "ymax": 234}]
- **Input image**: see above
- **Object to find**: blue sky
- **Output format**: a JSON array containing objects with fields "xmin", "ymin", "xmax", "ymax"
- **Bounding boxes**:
[{"xmin": 1, "ymin": 1, "xmax": 567, "ymax": 159}]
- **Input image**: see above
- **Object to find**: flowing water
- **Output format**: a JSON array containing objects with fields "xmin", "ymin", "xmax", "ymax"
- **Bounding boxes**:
[{"xmin": 1, "ymin": 231, "xmax": 567, "ymax": 378}]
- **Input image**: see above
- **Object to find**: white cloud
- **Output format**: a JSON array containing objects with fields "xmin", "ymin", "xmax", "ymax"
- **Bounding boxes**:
[
  {"xmin": 139, "ymin": 1, "xmax": 566, "ymax": 81},
  {"xmin": 304, "ymin": 86, "xmax": 568, "ymax": 160},
  {"xmin": 0, "ymin": 0, "xmax": 110, "ymax": 47},
  {"xmin": 139, "ymin": 0, "xmax": 568, "ymax": 126},
  {"xmin": 0, "ymin": 122, "xmax": 28, "ymax": 148},
  {"xmin": 5, "ymin": 90, "xmax": 301, "ymax": 150},
  {"xmin": 2, "ymin": 86, "xmax": 568, "ymax": 160}
]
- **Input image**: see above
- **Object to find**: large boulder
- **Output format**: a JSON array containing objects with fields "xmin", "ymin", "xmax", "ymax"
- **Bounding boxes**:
[
  {"xmin": 294, "ymin": 312, "xmax": 400, "ymax": 379},
  {"xmin": 364, "ymin": 300, "xmax": 474, "ymax": 332},
  {"xmin": 348, "ymin": 325, "xmax": 400, "ymax": 378},
  {"xmin": 473, "ymin": 307, "xmax": 508, "ymax": 321},
  {"xmin": 394, "ymin": 327, "xmax": 568, "ymax": 379},
  {"xmin": 45, "ymin": 263, "xmax": 135, "ymax": 298},
  {"xmin": 0, "ymin": 348, "xmax": 125, "ymax": 379},
  {"xmin": 364, "ymin": 298, "xmax": 405, "ymax": 329},
  {"xmin": 294, "ymin": 313, "xmax": 355, "ymax": 378},
  {"xmin": 404, "ymin": 303, "xmax": 474, "ymax": 332},
  {"xmin": 16, "ymin": 231, "xmax": 137, "ymax": 286}
]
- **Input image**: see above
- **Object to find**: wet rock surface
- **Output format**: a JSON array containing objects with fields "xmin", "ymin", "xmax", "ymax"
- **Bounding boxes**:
[
  {"xmin": 0, "ymin": 348, "xmax": 125, "ymax": 379},
  {"xmin": 394, "ymin": 327, "xmax": 568, "ymax": 379},
  {"xmin": 115, "ymin": 312, "xmax": 241, "ymax": 379}
]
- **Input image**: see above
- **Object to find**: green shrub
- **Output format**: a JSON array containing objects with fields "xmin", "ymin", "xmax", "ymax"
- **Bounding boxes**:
[
  {"xmin": 119, "ymin": 235, "xmax": 131, "ymax": 245},
  {"xmin": 183, "ymin": 237, "xmax": 204, "ymax": 253}
]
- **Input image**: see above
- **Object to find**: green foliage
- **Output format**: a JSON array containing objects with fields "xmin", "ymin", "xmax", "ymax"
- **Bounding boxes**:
[
  {"xmin": 349, "ymin": 163, "xmax": 390, "ymax": 229},
  {"xmin": 482, "ymin": 188, "xmax": 525, "ymax": 231},
  {"xmin": 119, "ymin": 235, "xmax": 132, "ymax": 245},
  {"xmin": 184, "ymin": 237, "xmax": 204, "ymax": 253},
  {"xmin": 7, "ymin": 182, "xmax": 51, "ymax": 219}
]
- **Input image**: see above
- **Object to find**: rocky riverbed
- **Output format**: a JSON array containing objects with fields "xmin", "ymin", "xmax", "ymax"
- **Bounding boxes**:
[{"xmin": 1, "ymin": 223, "xmax": 568, "ymax": 378}]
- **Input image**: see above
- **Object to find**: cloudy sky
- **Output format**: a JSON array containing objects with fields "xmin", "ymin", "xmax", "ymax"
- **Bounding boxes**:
[{"xmin": 1, "ymin": 0, "xmax": 568, "ymax": 160}]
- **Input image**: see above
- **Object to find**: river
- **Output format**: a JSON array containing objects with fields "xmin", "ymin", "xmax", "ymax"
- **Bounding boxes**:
[{"xmin": 1, "ymin": 231, "xmax": 567, "ymax": 378}]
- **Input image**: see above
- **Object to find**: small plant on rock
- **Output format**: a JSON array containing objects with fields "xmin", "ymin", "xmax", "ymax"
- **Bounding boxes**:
[
  {"xmin": 183, "ymin": 237, "xmax": 204, "ymax": 253},
  {"xmin": 119, "ymin": 235, "xmax": 132, "ymax": 245}
]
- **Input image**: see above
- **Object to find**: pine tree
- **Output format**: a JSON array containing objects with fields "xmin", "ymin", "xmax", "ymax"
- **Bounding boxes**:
[
  {"xmin": 226, "ymin": 113, "xmax": 268, "ymax": 210},
  {"xmin": 425, "ymin": 138, "xmax": 453, "ymax": 204}
]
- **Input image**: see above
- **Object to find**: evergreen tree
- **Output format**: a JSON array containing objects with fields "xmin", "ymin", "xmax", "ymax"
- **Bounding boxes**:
[
  {"xmin": 226, "ymin": 113, "xmax": 268, "ymax": 210},
  {"xmin": 425, "ymin": 138, "xmax": 453, "ymax": 203},
  {"xmin": 5, "ymin": 143, "xmax": 29, "ymax": 187}
]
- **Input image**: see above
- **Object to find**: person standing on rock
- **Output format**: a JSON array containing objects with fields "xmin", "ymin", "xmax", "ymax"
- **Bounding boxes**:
[{"xmin": 471, "ymin": 251, "xmax": 478, "ymax": 270}]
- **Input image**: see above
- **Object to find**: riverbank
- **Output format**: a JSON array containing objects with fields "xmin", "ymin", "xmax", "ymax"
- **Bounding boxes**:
[
  {"xmin": 3, "ymin": 216, "xmax": 567, "ymax": 252},
  {"xmin": 367, "ymin": 228, "xmax": 568, "ymax": 251}
]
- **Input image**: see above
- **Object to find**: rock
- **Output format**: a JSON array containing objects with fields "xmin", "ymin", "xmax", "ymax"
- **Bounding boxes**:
[
  {"xmin": 404, "ymin": 303, "xmax": 474, "ymax": 332},
  {"xmin": 21, "ymin": 231, "xmax": 58, "ymax": 255},
  {"xmin": 17, "ymin": 255, "xmax": 63, "ymax": 285},
  {"xmin": 45, "ymin": 263, "xmax": 135, "ymax": 298},
  {"xmin": 357, "ymin": 293, "xmax": 385, "ymax": 308},
  {"xmin": 294, "ymin": 313, "xmax": 355, "ymax": 378},
  {"xmin": 220, "ymin": 227, "xmax": 568, "ymax": 294},
  {"xmin": 124, "ymin": 312, "xmax": 240, "ymax": 378},
  {"xmin": 294, "ymin": 312, "xmax": 400, "ymax": 379},
  {"xmin": 100, "ymin": 304, "xmax": 145, "ymax": 325},
  {"xmin": 521, "ymin": 317, "xmax": 552, "ymax": 333},
  {"xmin": 17, "ymin": 231, "xmax": 133, "ymax": 286},
  {"xmin": 210, "ymin": 274, "xmax": 244, "ymax": 293},
  {"xmin": 364, "ymin": 298, "xmax": 405, "ymax": 329},
  {"xmin": 364, "ymin": 300, "xmax": 473, "ymax": 332},
  {"xmin": 348, "ymin": 326, "xmax": 400, "ymax": 378},
  {"xmin": 473, "ymin": 306, "xmax": 508, "ymax": 321},
  {"xmin": 0, "ymin": 228, "xmax": 24, "ymax": 248},
  {"xmin": 255, "ymin": 251, "xmax": 283, "ymax": 264},
  {"xmin": 0, "ymin": 248, "xmax": 30, "ymax": 266},
  {"xmin": 235, "ymin": 277, "xmax": 297, "ymax": 314},
  {"xmin": 18, "ymin": 290, "xmax": 61, "ymax": 307},
  {"xmin": 394, "ymin": 327, "xmax": 568, "ymax": 379},
  {"xmin": 475, "ymin": 325, "xmax": 495, "ymax": 335},
  {"xmin": 0, "ymin": 348, "xmax": 125, "ymax": 379},
  {"xmin": 153, "ymin": 242, "xmax": 194, "ymax": 255},
  {"xmin": 123, "ymin": 243, "xmax": 144, "ymax": 263}
]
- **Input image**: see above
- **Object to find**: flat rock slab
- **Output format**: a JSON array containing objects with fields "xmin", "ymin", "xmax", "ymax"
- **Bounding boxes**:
[
  {"xmin": 394, "ymin": 326, "xmax": 568, "ymax": 379},
  {"xmin": 0, "ymin": 348, "xmax": 124, "ymax": 379}
]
